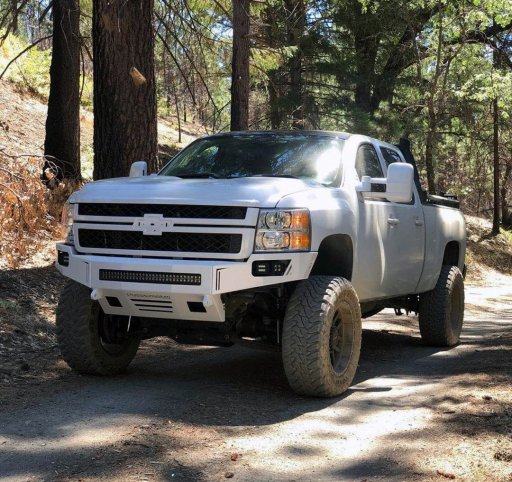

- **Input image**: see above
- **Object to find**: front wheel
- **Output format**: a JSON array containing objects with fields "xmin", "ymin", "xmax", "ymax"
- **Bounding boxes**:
[
  {"xmin": 282, "ymin": 276, "xmax": 362, "ymax": 397},
  {"xmin": 56, "ymin": 280, "xmax": 140, "ymax": 375},
  {"xmin": 419, "ymin": 265, "xmax": 464, "ymax": 347}
]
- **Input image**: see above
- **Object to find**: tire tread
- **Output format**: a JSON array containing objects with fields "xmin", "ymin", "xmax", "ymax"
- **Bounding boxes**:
[
  {"xmin": 419, "ymin": 265, "xmax": 464, "ymax": 347},
  {"xmin": 282, "ymin": 275, "xmax": 362, "ymax": 397},
  {"xmin": 56, "ymin": 280, "xmax": 139, "ymax": 375}
]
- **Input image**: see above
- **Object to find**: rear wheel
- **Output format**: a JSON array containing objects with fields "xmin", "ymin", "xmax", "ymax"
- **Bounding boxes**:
[
  {"xmin": 282, "ymin": 276, "xmax": 362, "ymax": 397},
  {"xmin": 419, "ymin": 265, "xmax": 464, "ymax": 346},
  {"xmin": 56, "ymin": 280, "xmax": 140, "ymax": 375}
]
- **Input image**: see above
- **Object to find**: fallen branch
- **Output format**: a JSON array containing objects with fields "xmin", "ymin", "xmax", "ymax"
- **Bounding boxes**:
[
  {"xmin": 0, "ymin": 166, "xmax": 25, "ymax": 181},
  {"xmin": 0, "ymin": 181, "xmax": 22, "ymax": 201}
]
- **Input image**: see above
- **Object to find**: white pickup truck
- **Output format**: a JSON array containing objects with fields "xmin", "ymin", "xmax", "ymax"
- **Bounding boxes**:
[{"xmin": 55, "ymin": 131, "xmax": 466, "ymax": 397}]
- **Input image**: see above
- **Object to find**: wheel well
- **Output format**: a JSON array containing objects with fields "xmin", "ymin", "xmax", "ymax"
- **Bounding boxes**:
[
  {"xmin": 443, "ymin": 241, "xmax": 460, "ymax": 266},
  {"xmin": 311, "ymin": 234, "xmax": 353, "ymax": 280}
]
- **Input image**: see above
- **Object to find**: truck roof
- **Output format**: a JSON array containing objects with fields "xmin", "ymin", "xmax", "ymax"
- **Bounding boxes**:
[
  {"xmin": 198, "ymin": 131, "xmax": 403, "ymax": 151},
  {"xmin": 203, "ymin": 130, "xmax": 352, "ymax": 140}
]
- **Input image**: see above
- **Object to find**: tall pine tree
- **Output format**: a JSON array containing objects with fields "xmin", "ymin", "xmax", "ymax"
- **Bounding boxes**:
[
  {"xmin": 230, "ymin": 0, "xmax": 250, "ymax": 131},
  {"xmin": 42, "ymin": 0, "xmax": 81, "ymax": 184},
  {"xmin": 93, "ymin": 0, "xmax": 158, "ymax": 179}
]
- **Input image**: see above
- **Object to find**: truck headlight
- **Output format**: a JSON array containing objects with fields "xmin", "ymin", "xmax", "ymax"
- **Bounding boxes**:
[
  {"xmin": 255, "ymin": 209, "xmax": 311, "ymax": 252},
  {"xmin": 61, "ymin": 202, "xmax": 75, "ymax": 245}
]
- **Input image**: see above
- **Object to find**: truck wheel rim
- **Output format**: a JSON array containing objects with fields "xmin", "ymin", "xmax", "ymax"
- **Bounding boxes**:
[
  {"xmin": 97, "ymin": 310, "xmax": 129, "ymax": 355},
  {"xmin": 329, "ymin": 301, "xmax": 355, "ymax": 374}
]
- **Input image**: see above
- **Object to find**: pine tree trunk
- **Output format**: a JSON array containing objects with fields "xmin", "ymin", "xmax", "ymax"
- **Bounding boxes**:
[
  {"xmin": 501, "ymin": 160, "xmax": 511, "ymax": 226},
  {"xmin": 230, "ymin": 0, "xmax": 250, "ymax": 131},
  {"xmin": 492, "ymin": 96, "xmax": 500, "ymax": 235},
  {"xmin": 353, "ymin": 34, "xmax": 377, "ymax": 115},
  {"xmin": 424, "ymin": 107, "xmax": 437, "ymax": 194},
  {"xmin": 350, "ymin": 2, "xmax": 379, "ymax": 133},
  {"xmin": 93, "ymin": 0, "xmax": 158, "ymax": 180},
  {"xmin": 42, "ymin": 0, "xmax": 81, "ymax": 184},
  {"xmin": 268, "ymin": 69, "xmax": 281, "ymax": 129},
  {"xmin": 11, "ymin": 0, "xmax": 18, "ymax": 34},
  {"xmin": 284, "ymin": 0, "xmax": 306, "ymax": 129}
]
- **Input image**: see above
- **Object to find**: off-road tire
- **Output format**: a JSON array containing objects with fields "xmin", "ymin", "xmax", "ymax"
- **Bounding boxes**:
[
  {"xmin": 282, "ymin": 276, "xmax": 362, "ymax": 397},
  {"xmin": 419, "ymin": 265, "xmax": 464, "ymax": 347},
  {"xmin": 56, "ymin": 280, "xmax": 140, "ymax": 375}
]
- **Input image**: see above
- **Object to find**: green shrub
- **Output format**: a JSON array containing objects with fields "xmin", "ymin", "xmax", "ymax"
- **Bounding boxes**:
[{"xmin": 0, "ymin": 34, "xmax": 51, "ymax": 98}]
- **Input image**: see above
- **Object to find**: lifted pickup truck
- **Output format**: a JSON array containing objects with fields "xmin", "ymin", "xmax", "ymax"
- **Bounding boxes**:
[{"xmin": 56, "ymin": 131, "xmax": 466, "ymax": 397}]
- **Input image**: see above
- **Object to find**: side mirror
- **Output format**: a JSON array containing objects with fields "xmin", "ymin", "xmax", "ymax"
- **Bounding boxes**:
[
  {"xmin": 385, "ymin": 163, "xmax": 414, "ymax": 202},
  {"xmin": 129, "ymin": 161, "xmax": 148, "ymax": 177},
  {"xmin": 355, "ymin": 162, "xmax": 413, "ymax": 203}
]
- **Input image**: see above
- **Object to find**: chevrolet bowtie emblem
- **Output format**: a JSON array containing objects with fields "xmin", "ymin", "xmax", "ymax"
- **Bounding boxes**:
[{"xmin": 133, "ymin": 214, "xmax": 173, "ymax": 235}]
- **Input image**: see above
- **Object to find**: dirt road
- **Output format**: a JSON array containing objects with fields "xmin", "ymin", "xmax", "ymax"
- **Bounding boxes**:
[{"xmin": 0, "ymin": 281, "xmax": 511, "ymax": 482}]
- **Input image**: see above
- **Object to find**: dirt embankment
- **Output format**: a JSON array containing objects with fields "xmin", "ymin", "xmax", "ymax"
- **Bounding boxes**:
[
  {"xmin": 0, "ymin": 78, "xmax": 205, "ymax": 269},
  {"xmin": 0, "ymin": 78, "xmax": 203, "ymax": 167}
]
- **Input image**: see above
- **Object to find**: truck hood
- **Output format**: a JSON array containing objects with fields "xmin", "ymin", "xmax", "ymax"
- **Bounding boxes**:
[{"xmin": 69, "ymin": 176, "xmax": 324, "ymax": 207}]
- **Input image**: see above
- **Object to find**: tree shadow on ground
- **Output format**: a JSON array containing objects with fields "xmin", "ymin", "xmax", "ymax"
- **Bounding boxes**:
[
  {"xmin": 0, "ymin": 265, "xmax": 65, "ymax": 380},
  {"xmin": 1, "ymin": 265, "xmax": 511, "ymax": 481},
  {"xmin": 1, "ymin": 319, "xmax": 511, "ymax": 480}
]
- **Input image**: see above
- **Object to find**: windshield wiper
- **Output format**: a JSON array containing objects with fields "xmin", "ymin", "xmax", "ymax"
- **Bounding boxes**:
[{"xmin": 175, "ymin": 172, "xmax": 222, "ymax": 179}]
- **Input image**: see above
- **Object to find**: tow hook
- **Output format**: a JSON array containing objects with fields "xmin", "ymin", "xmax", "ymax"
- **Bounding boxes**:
[{"xmin": 91, "ymin": 288, "xmax": 104, "ymax": 301}]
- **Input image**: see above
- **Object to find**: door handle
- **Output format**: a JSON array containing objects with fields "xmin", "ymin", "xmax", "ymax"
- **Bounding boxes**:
[
  {"xmin": 414, "ymin": 217, "xmax": 424, "ymax": 226},
  {"xmin": 387, "ymin": 217, "xmax": 400, "ymax": 226}
]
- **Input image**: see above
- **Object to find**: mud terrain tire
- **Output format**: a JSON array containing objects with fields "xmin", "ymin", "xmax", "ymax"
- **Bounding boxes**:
[
  {"xmin": 56, "ymin": 280, "xmax": 140, "ymax": 375},
  {"xmin": 419, "ymin": 265, "xmax": 464, "ymax": 347},
  {"xmin": 282, "ymin": 276, "xmax": 362, "ymax": 397}
]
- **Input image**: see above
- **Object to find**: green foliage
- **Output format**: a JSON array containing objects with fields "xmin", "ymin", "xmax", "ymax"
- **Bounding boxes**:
[
  {"xmin": 0, "ymin": 29, "xmax": 93, "ymax": 108},
  {"xmin": 80, "ymin": 144, "xmax": 94, "ymax": 181},
  {"xmin": 0, "ymin": 33, "xmax": 51, "ymax": 97}
]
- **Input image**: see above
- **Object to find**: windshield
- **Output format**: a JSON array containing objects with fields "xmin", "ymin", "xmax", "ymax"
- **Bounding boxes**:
[{"xmin": 159, "ymin": 133, "xmax": 345, "ymax": 186}]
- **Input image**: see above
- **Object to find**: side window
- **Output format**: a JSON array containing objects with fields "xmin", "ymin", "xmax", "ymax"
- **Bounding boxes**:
[
  {"xmin": 380, "ymin": 147, "xmax": 402, "ymax": 168},
  {"xmin": 355, "ymin": 144, "xmax": 384, "ymax": 179},
  {"xmin": 355, "ymin": 144, "xmax": 385, "ymax": 193}
]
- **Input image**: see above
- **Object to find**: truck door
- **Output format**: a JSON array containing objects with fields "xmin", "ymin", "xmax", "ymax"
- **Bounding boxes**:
[
  {"xmin": 355, "ymin": 143, "xmax": 425, "ymax": 298},
  {"xmin": 378, "ymin": 145, "xmax": 425, "ymax": 295}
]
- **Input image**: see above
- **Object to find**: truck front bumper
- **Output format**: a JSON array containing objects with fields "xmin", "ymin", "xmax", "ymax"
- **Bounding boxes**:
[{"xmin": 56, "ymin": 244, "xmax": 317, "ymax": 322}]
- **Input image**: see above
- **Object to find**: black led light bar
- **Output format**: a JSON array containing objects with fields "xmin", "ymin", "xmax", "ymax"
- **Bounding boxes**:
[{"xmin": 99, "ymin": 269, "xmax": 201, "ymax": 285}]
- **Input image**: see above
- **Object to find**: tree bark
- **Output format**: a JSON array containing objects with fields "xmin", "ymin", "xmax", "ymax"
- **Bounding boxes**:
[
  {"xmin": 353, "ymin": 22, "xmax": 378, "ymax": 116},
  {"xmin": 268, "ymin": 69, "xmax": 281, "ymax": 129},
  {"xmin": 10, "ymin": 0, "xmax": 18, "ymax": 34},
  {"xmin": 42, "ymin": 0, "xmax": 81, "ymax": 184},
  {"xmin": 230, "ymin": 0, "xmax": 250, "ymax": 131},
  {"xmin": 492, "ymin": 96, "xmax": 500, "ymax": 235},
  {"xmin": 347, "ymin": 1, "xmax": 379, "ymax": 132},
  {"xmin": 424, "ymin": 109, "xmax": 437, "ymax": 194},
  {"xmin": 93, "ymin": 0, "xmax": 158, "ymax": 179},
  {"xmin": 284, "ymin": 0, "xmax": 306, "ymax": 129},
  {"xmin": 423, "ymin": 6, "xmax": 445, "ymax": 195},
  {"xmin": 501, "ymin": 160, "xmax": 511, "ymax": 227}
]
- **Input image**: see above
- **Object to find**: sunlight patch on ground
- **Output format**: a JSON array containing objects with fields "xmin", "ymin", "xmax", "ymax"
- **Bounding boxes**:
[{"xmin": 226, "ymin": 385, "xmax": 431, "ymax": 479}]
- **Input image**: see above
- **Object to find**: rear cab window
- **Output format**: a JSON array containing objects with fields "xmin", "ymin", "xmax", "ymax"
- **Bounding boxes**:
[{"xmin": 379, "ymin": 146, "xmax": 403, "ymax": 169}]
